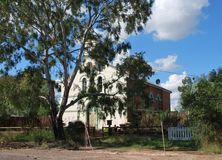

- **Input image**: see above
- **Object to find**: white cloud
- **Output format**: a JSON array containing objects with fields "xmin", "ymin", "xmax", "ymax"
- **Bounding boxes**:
[
  {"xmin": 119, "ymin": 24, "xmax": 130, "ymax": 41},
  {"xmin": 112, "ymin": 51, "xmax": 129, "ymax": 66},
  {"xmin": 152, "ymin": 55, "xmax": 180, "ymax": 71},
  {"xmin": 161, "ymin": 72, "xmax": 187, "ymax": 111},
  {"xmin": 114, "ymin": 21, "xmax": 132, "ymax": 42},
  {"xmin": 146, "ymin": 0, "xmax": 209, "ymax": 40}
]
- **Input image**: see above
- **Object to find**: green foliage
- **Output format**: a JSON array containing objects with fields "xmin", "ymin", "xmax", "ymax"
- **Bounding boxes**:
[
  {"xmin": 139, "ymin": 111, "xmax": 185, "ymax": 128},
  {"xmin": 123, "ymin": 53, "xmax": 154, "ymax": 93},
  {"xmin": 0, "ymin": 129, "xmax": 54, "ymax": 144},
  {"xmin": 0, "ymin": 0, "xmax": 153, "ymax": 74},
  {"xmin": 0, "ymin": 76, "xmax": 18, "ymax": 116},
  {"xmin": 65, "ymin": 121, "xmax": 85, "ymax": 146},
  {"xmin": 0, "ymin": 68, "xmax": 49, "ymax": 119},
  {"xmin": 117, "ymin": 53, "xmax": 154, "ymax": 126},
  {"xmin": 140, "ymin": 112, "xmax": 161, "ymax": 127},
  {"xmin": 179, "ymin": 68, "xmax": 222, "ymax": 148},
  {"xmin": 92, "ymin": 135, "xmax": 197, "ymax": 151},
  {"xmin": 117, "ymin": 52, "xmax": 154, "ymax": 83},
  {"xmin": 163, "ymin": 112, "xmax": 188, "ymax": 127},
  {"xmin": 201, "ymin": 142, "xmax": 222, "ymax": 154},
  {"xmin": 31, "ymin": 129, "xmax": 54, "ymax": 145}
]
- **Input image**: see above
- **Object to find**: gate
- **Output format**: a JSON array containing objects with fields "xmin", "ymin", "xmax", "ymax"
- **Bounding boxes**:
[{"xmin": 168, "ymin": 127, "xmax": 192, "ymax": 140}]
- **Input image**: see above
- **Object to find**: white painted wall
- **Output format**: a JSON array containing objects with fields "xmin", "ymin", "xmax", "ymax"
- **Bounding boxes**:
[{"xmin": 61, "ymin": 62, "xmax": 127, "ymax": 129}]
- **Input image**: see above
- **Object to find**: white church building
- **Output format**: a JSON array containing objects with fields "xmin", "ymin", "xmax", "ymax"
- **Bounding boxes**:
[{"xmin": 61, "ymin": 53, "xmax": 127, "ymax": 129}]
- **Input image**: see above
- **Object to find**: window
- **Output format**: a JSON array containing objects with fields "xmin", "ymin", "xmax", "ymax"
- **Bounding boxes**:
[
  {"xmin": 97, "ymin": 76, "xmax": 103, "ymax": 92},
  {"xmin": 98, "ymin": 64, "xmax": 103, "ymax": 72},
  {"xmin": 82, "ymin": 78, "xmax": 87, "ymax": 92},
  {"xmin": 87, "ymin": 62, "xmax": 92, "ymax": 67},
  {"xmin": 149, "ymin": 92, "xmax": 154, "ymax": 102},
  {"xmin": 156, "ymin": 94, "xmax": 162, "ymax": 102}
]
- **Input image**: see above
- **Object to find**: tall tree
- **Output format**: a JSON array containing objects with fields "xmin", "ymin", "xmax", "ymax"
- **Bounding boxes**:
[{"xmin": 0, "ymin": 0, "xmax": 153, "ymax": 140}]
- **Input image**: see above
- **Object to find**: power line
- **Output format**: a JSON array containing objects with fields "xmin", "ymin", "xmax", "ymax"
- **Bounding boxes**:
[{"xmin": 154, "ymin": 69, "xmax": 196, "ymax": 78}]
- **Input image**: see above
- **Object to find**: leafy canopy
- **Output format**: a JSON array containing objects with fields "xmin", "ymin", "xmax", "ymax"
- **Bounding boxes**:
[{"xmin": 0, "ymin": 0, "xmax": 153, "ymax": 75}]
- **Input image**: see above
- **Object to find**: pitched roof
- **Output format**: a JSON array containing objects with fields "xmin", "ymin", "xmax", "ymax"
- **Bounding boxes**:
[{"xmin": 146, "ymin": 81, "xmax": 172, "ymax": 93}]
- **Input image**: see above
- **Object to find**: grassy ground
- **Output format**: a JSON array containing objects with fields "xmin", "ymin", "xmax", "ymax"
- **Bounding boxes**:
[
  {"xmin": 1, "ymin": 130, "xmax": 221, "ymax": 153},
  {"xmin": 0, "ymin": 130, "xmax": 195, "ymax": 151},
  {"xmin": 91, "ymin": 134, "xmax": 197, "ymax": 151},
  {"xmin": 0, "ymin": 129, "xmax": 54, "ymax": 143}
]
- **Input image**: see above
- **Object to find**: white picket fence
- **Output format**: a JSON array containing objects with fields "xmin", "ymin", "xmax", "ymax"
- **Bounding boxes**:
[{"xmin": 168, "ymin": 127, "xmax": 192, "ymax": 140}]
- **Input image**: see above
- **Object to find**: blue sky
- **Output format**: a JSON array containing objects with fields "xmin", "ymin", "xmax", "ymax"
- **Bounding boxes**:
[
  {"xmin": 115, "ymin": 0, "xmax": 222, "ymax": 110},
  {"xmin": 3, "ymin": 0, "xmax": 221, "ymax": 111}
]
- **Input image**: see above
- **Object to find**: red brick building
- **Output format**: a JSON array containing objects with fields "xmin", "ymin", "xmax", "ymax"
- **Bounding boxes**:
[
  {"xmin": 145, "ymin": 82, "xmax": 171, "ymax": 111},
  {"xmin": 127, "ymin": 81, "xmax": 171, "ymax": 125}
]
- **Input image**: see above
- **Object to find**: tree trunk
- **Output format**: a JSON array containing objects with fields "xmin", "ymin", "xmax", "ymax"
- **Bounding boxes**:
[
  {"xmin": 49, "ymin": 103, "xmax": 66, "ymax": 140},
  {"xmin": 50, "ymin": 115, "xmax": 66, "ymax": 140},
  {"xmin": 56, "ymin": 116, "xmax": 66, "ymax": 140},
  {"xmin": 50, "ymin": 113, "xmax": 58, "ymax": 139}
]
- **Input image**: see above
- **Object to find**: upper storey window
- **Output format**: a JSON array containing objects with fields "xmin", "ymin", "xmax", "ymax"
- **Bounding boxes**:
[
  {"xmin": 98, "ymin": 64, "xmax": 103, "ymax": 72},
  {"xmin": 82, "ymin": 78, "xmax": 87, "ymax": 92},
  {"xmin": 97, "ymin": 76, "xmax": 103, "ymax": 92}
]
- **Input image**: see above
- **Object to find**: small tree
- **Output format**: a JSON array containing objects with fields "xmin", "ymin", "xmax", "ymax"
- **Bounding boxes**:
[
  {"xmin": 0, "ymin": 68, "xmax": 49, "ymax": 119},
  {"xmin": 0, "ymin": 76, "xmax": 18, "ymax": 118},
  {"xmin": 159, "ymin": 111, "xmax": 167, "ymax": 154},
  {"xmin": 117, "ymin": 53, "xmax": 154, "ymax": 126}
]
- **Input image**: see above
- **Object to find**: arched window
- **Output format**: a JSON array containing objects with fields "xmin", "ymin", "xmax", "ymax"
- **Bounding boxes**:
[
  {"xmin": 97, "ymin": 76, "xmax": 103, "ymax": 92},
  {"xmin": 82, "ymin": 78, "xmax": 87, "ymax": 92},
  {"xmin": 98, "ymin": 64, "xmax": 103, "ymax": 72}
]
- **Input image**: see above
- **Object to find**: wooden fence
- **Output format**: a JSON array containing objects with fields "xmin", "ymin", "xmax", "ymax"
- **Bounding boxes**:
[
  {"xmin": 168, "ymin": 127, "xmax": 192, "ymax": 140},
  {"xmin": 102, "ymin": 126, "xmax": 162, "ymax": 136},
  {"xmin": 0, "ymin": 116, "xmax": 51, "ymax": 128}
]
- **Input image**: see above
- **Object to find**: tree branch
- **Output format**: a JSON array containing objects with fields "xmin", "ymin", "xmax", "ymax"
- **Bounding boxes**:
[{"xmin": 65, "ymin": 92, "xmax": 119, "ymax": 111}]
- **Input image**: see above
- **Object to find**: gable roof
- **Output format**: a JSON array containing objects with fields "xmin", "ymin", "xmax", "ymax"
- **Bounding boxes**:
[{"xmin": 146, "ymin": 81, "xmax": 172, "ymax": 93}]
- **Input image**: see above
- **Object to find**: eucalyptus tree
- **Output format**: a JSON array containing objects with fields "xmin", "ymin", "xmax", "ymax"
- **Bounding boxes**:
[{"xmin": 0, "ymin": 0, "xmax": 153, "ymax": 140}]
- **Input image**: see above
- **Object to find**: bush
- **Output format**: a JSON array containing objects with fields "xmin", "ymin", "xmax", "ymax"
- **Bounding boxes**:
[
  {"xmin": 65, "ymin": 121, "xmax": 85, "ymax": 146},
  {"xmin": 179, "ymin": 73, "xmax": 222, "ymax": 153},
  {"xmin": 201, "ymin": 143, "xmax": 222, "ymax": 154},
  {"xmin": 0, "ymin": 129, "xmax": 54, "ymax": 145},
  {"xmin": 31, "ymin": 129, "xmax": 54, "ymax": 145},
  {"xmin": 140, "ymin": 112, "xmax": 160, "ymax": 127},
  {"xmin": 164, "ymin": 112, "xmax": 188, "ymax": 127},
  {"xmin": 0, "ymin": 131, "xmax": 17, "ymax": 142}
]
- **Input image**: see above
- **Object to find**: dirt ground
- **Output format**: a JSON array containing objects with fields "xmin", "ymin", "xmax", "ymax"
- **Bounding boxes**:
[{"xmin": 0, "ymin": 148, "xmax": 222, "ymax": 160}]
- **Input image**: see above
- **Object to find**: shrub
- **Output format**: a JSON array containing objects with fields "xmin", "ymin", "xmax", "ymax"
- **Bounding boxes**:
[
  {"xmin": 140, "ymin": 112, "xmax": 160, "ymax": 127},
  {"xmin": 0, "ymin": 131, "xmax": 16, "ymax": 142},
  {"xmin": 201, "ymin": 143, "xmax": 222, "ymax": 154},
  {"xmin": 31, "ymin": 129, "xmax": 54, "ymax": 145},
  {"xmin": 65, "ymin": 121, "xmax": 85, "ymax": 146}
]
